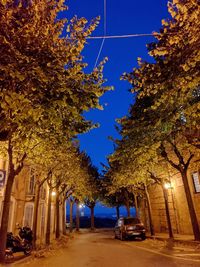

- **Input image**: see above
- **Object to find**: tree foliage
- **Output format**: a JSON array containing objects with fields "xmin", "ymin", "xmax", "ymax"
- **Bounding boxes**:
[
  {"xmin": 0, "ymin": 0, "xmax": 110, "ymax": 261},
  {"xmin": 106, "ymin": 0, "xmax": 200, "ymax": 239}
]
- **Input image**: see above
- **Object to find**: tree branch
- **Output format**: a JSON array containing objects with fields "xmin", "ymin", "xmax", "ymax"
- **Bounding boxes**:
[
  {"xmin": 160, "ymin": 142, "xmax": 180, "ymax": 171},
  {"xmin": 167, "ymin": 139, "xmax": 185, "ymax": 166}
]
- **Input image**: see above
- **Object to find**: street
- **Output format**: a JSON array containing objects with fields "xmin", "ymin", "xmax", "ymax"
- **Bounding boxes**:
[{"xmin": 13, "ymin": 230, "xmax": 200, "ymax": 267}]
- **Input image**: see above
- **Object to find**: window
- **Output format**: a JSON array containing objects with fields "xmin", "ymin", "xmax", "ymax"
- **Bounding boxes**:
[
  {"xmin": 27, "ymin": 168, "xmax": 35, "ymax": 195},
  {"xmin": 40, "ymin": 204, "xmax": 45, "ymax": 237},
  {"xmin": 192, "ymin": 172, "xmax": 200, "ymax": 193},
  {"xmin": 40, "ymin": 185, "xmax": 46, "ymax": 200},
  {"xmin": 124, "ymin": 218, "xmax": 141, "ymax": 225},
  {"xmin": 24, "ymin": 203, "xmax": 34, "ymax": 228}
]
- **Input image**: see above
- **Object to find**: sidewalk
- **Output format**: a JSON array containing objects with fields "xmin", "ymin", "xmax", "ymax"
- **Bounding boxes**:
[{"xmin": 147, "ymin": 232, "xmax": 200, "ymax": 249}]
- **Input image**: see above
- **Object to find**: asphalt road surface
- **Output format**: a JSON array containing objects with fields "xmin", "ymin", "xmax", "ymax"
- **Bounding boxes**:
[{"xmin": 14, "ymin": 230, "xmax": 200, "ymax": 267}]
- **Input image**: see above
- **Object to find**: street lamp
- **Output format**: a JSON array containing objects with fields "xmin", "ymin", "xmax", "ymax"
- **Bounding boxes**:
[
  {"xmin": 163, "ymin": 182, "xmax": 174, "ymax": 239},
  {"xmin": 52, "ymin": 191, "xmax": 56, "ymax": 196},
  {"xmin": 79, "ymin": 203, "xmax": 85, "ymax": 209},
  {"xmin": 78, "ymin": 203, "xmax": 85, "ymax": 217},
  {"xmin": 164, "ymin": 182, "xmax": 172, "ymax": 190}
]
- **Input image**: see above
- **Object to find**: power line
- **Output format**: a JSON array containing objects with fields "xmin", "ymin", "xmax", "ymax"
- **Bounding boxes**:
[
  {"xmin": 104, "ymin": 0, "xmax": 106, "ymax": 36},
  {"xmin": 92, "ymin": 1, "xmax": 162, "ymax": 68},
  {"xmin": 88, "ymin": 33, "xmax": 160, "ymax": 40},
  {"xmin": 94, "ymin": 0, "xmax": 107, "ymax": 68},
  {"xmin": 94, "ymin": 38, "xmax": 105, "ymax": 68}
]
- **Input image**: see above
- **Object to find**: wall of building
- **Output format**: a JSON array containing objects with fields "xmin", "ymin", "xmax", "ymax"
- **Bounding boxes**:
[
  {"xmin": 0, "ymin": 159, "xmax": 65, "ymax": 245},
  {"xmin": 140, "ymin": 165, "xmax": 200, "ymax": 236}
]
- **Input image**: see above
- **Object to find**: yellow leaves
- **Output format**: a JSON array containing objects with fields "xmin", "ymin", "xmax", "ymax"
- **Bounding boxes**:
[
  {"xmin": 172, "ymin": 0, "xmax": 179, "ymax": 4},
  {"xmin": 0, "ymin": 0, "xmax": 111, "ymax": 168},
  {"xmin": 137, "ymin": 57, "xmax": 143, "ymax": 66},
  {"xmin": 15, "ymin": 71, "xmax": 25, "ymax": 81},
  {"xmin": 161, "ymin": 19, "xmax": 169, "ymax": 27},
  {"xmin": 1, "ymin": 0, "xmax": 7, "ymax": 5},
  {"xmin": 182, "ymin": 64, "xmax": 190, "ymax": 72},
  {"xmin": 168, "ymin": 6, "xmax": 176, "ymax": 18},
  {"xmin": 108, "ymin": 0, "xmax": 200, "ymax": 195},
  {"xmin": 153, "ymin": 48, "xmax": 168, "ymax": 56}
]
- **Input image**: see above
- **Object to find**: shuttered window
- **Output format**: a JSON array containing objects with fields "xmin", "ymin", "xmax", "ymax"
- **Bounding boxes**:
[{"xmin": 24, "ymin": 204, "xmax": 33, "ymax": 228}]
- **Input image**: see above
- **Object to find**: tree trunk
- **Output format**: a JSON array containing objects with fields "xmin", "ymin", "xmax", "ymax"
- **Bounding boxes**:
[
  {"xmin": 45, "ymin": 186, "xmax": 52, "ymax": 245},
  {"xmin": 76, "ymin": 200, "xmax": 80, "ymax": 232},
  {"xmin": 144, "ymin": 184, "xmax": 154, "ymax": 236},
  {"xmin": 0, "ymin": 169, "xmax": 15, "ymax": 263},
  {"xmin": 162, "ymin": 185, "xmax": 174, "ymax": 239},
  {"xmin": 55, "ymin": 185, "xmax": 60, "ymax": 239},
  {"xmin": 124, "ymin": 189, "xmax": 130, "ymax": 217},
  {"xmin": 116, "ymin": 206, "xmax": 120, "ymax": 219},
  {"xmin": 134, "ymin": 194, "xmax": 139, "ymax": 218},
  {"xmin": 32, "ymin": 184, "xmax": 40, "ymax": 248},
  {"xmin": 181, "ymin": 170, "xmax": 200, "ymax": 241},
  {"xmin": 0, "ymin": 140, "xmax": 21, "ymax": 263},
  {"xmin": 125, "ymin": 203, "xmax": 130, "ymax": 217},
  {"xmin": 69, "ymin": 200, "xmax": 74, "ymax": 233},
  {"xmin": 90, "ymin": 205, "xmax": 95, "ymax": 230},
  {"xmin": 143, "ymin": 199, "xmax": 148, "ymax": 230},
  {"xmin": 62, "ymin": 197, "xmax": 66, "ymax": 235}
]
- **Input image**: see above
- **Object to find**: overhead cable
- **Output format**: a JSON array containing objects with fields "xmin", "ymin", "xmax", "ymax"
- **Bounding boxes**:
[
  {"xmin": 88, "ymin": 33, "xmax": 161, "ymax": 40},
  {"xmin": 94, "ymin": 0, "xmax": 107, "ymax": 68},
  {"xmin": 94, "ymin": 38, "xmax": 105, "ymax": 68}
]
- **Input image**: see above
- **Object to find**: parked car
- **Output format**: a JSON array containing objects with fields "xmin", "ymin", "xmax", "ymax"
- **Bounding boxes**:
[
  {"xmin": 66, "ymin": 222, "xmax": 70, "ymax": 228},
  {"xmin": 114, "ymin": 217, "xmax": 146, "ymax": 241}
]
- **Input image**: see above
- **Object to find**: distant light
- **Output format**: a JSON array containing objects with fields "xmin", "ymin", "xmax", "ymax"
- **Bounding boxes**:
[
  {"xmin": 52, "ymin": 191, "xmax": 56, "ymax": 196},
  {"xmin": 79, "ymin": 204, "xmax": 85, "ymax": 209},
  {"xmin": 80, "ymin": 211, "xmax": 84, "ymax": 217}
]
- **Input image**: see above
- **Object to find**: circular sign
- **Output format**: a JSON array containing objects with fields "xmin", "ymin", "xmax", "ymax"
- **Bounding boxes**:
[{"xmin": 0, "ymin": 170, "xmax": 5, "ymax": 182}]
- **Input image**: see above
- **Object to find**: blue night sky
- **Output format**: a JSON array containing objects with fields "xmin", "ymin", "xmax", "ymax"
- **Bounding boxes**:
[
  {"xmin": 65, "ymin": 1, "xmax": 169, "ymax": 215},
  {"xmin": 65, "ymin": 0, "xmax": 169, "ymax": 171}
]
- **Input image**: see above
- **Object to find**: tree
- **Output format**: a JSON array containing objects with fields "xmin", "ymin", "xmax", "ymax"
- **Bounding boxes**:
[
  {"xmin": 118, "ymin": 0, "xmax": 200, "ymax": 240},
  {"xmin": 0, "ymin": 0, "xmax": 110, "ymax": 261},
  {"xmin": 160, "ymin": 136, "xmax": 200, "ymax": 240},
  {"xmin": 122, "ymin": 0, "xmax": 200, "ymax": 137},
  {"xmin": 76, "ymin": 152, "xmax": 99, "ymax": 231}
]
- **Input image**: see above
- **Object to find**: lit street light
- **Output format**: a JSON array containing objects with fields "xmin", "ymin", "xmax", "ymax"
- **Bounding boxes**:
[
  {"xmin": 79, "ymin": 203, "xmax": 85, "ymax": 209},
  {"xmin": 164, "ymin": 182, "xmax": 172, "ymax": 190}
]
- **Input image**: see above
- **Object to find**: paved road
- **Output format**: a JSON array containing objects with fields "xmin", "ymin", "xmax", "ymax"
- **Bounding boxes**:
[{"xmin": 15, "ymin": 230, "xmax": 200, "ymax": 267}]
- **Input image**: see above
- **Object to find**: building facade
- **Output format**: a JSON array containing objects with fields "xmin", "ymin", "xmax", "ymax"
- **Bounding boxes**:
[
  {"xmin": 140, "ymin": 164, "xmax": 200, "ymax": 235},
  {"xmin": 0, "ymin": 157, "xmax": 63, "ymax": 244}
]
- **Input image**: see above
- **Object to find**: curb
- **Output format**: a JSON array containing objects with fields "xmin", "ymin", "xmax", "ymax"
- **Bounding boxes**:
[
  {"xmin": 5, "ymin": 235, "xmax": 71, "ymax": 266},
  {"xmin": 147, "ymin": 235, "xmax": 200, "ymax": 249},
  {"xmin": 4, "ymin": 254, "xmax": 32, "ymax": 266}
]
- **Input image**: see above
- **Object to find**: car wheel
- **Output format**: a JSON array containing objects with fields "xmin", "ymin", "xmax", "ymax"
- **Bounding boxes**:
[{"xmin": 141, "ymin": 234, "xmax": 146, "ymax": 241}]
